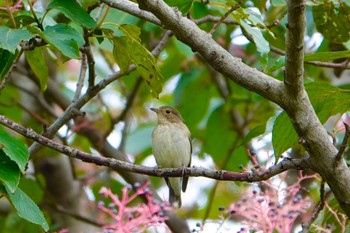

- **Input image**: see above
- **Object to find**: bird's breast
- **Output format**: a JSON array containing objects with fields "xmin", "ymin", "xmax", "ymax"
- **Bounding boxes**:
[{"xmin": 152, "ymin": 124, "xmax": 191, "ymax": 168}]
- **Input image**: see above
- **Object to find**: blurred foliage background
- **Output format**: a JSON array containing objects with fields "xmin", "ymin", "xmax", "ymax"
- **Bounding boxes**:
[{"xmin": 0, "ymin": 0, "xmax": 349, "ymax": 232}]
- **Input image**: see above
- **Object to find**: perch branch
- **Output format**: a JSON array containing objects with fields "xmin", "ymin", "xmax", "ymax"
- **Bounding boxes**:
[{"xmin": 0, "ymin": 115, "xmax": 310, "ymax": 182}]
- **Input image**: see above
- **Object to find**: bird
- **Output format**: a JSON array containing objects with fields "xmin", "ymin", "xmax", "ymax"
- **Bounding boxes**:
[{"xmin": 150, "ymin": 106, "xmax": 192, "ymax": 208}]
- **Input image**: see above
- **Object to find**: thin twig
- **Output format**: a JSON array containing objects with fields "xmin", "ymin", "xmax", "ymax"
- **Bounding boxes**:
[
  {"xmin": 209, "ymin": 2, "xmax": 241, "ymax": 34},
  {"xmin": 306, "ymin": 60, "xmax": 350, "ymax": 69},
  {"xmin": 6, "ymin": 0, "xmax": 17, "ymax": 28},
  {"xmin": 82, "ymin": 28, "xmax": 96, "ymax": 89},
  {"xmin": 301, "ymin": 179, "xmax": 326, "ymax": 232},
  {"xmin": 266, "ymin": 10, "xmax": 287, "ymax": 29},
  {"xmin": 194, "ymin": 15, "xmax": 238, "ymax": 25},
  {"xmin": 271, "ymin": 46, "xmax": 350, "ymax": 69},
  {"xmin": 336, "ymin": 122, "xmax": 350, "ymax": 161},
  {"xmin": 27, "ymin": 0, "xmax": 43, "ymax": 30},
  {"xmin": 73, "ymin": 52, "xmax": 87, "ymax": 102}
]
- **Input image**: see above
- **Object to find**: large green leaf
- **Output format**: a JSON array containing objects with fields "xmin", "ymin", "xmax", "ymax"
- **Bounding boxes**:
[
  {"xmin": 1, "ymin": 185, "xmax": 49, "ymax": 231},
  {"xmin": 0, "ymin": 26, "xmax": 33, "ymax": 54},
  {"xmin": 111, "ymin": 24, "xmax": 163, "ymax": 98},
  {"xmin": 0, "ymin": 49, "xmax": 16, "ymax": 79},
  {"xmin": 0, "ymin": 150, "xmax": 21, "ymax": 192},
  {"xmin": 47, "ymin": 0, "xmax": 97, "ymax": 29},
  {"xmin": 306, "ymin": 82, "xmax": 350, "ymax": 123},
  {"xmin": 29, "ymin": 24, "xmax": 84, "ymax": 59},
  {"xmin": 240, "ymin": 20, "xmax": 270, "ymax": 55},
  {"xmin": 112, "ymin": 36, "xmax": 133, "ymax": 72},
  {"xmin": 272, "ymin": 82, "xmax": 350, "ymax": 158},
  {"xmin": 0, "ymin": 127, "xmax": 29, "ymax": 173},
  {"xmin": 25, "ymin": 47, "xmax": 48, "ymax": 91},
  {"xmin": 272, "ymin": 111, "xmax": 298, "ymax": 160},
  {"xmin": 174, "ymin": 69, "xmax": 211, "ymax": 129},
  {"xmin": 203, "ymin": 105, "xmax": 237, "ymax": 166}
]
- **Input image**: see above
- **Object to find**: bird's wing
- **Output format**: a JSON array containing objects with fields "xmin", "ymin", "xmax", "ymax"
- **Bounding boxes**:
[{"xmin": 182, "ymin": 137, "xmax": 192, "ymax": 192}]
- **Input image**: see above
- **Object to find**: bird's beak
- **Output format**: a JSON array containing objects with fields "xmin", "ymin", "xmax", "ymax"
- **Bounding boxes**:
[{"xmin": 150, "ymin": 107, "xmax": 159, "ymax": 113}]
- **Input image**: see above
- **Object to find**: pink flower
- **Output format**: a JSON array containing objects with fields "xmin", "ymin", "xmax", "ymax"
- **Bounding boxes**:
[{"xmin": 98, "ymin": 182, "xmax": 172, "ymax": 233}]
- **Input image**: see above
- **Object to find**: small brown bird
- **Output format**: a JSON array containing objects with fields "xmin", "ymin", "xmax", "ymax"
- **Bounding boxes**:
[{"xmin": 151, "ymin": 106, "xmax": 192, "ymax": 207}]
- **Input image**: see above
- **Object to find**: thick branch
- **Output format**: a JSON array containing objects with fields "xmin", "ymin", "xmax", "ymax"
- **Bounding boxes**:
[
  {"xmin": 136, "ymin": 0, "xmax": 285, "ymax": 107},
  {"xmin": 0, "ymin": 115, "xmax": 310, "ymax": 182},
  {"xmin": 281, "ymin": 0, "xmax": 350, "ymax": 217},
  {"xmin": 284, "ymin": 0, "xmax": 305, "ymax": 91}
]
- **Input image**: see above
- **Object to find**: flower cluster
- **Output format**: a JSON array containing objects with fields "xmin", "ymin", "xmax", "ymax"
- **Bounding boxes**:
[
  {"xmin": 98, "ymin": 182, "xmax": 172, "ymax": 233},
  {"xmin": 221, "ymin": 172, "xmax": 314, "ymax": 233}
]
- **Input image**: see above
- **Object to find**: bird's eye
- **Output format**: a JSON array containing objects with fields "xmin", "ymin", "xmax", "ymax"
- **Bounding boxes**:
[{"xmin": 165, "ymin": 110, "xmax": 171, "ymax": 114}]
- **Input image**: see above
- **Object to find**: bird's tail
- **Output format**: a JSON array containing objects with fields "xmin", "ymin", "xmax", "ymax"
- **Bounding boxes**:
[{"xmin": 166, "ymin": 177, "xmax": 182, "ymax": 208}]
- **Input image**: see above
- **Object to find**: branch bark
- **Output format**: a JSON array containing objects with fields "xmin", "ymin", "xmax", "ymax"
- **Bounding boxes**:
[
  {"xmin": 135, "ymin": 0, "xmax": 285, "ymax": 108},
  {"xmin": 282, "ymin": 0, "xmax": 350, "ymax": 217},
  {"xmin": 134, "ymin": 0, "xmax": 350, "ymax": 217},
  {"xmin": 0, "ymin": 114, "xmax": 310, "ymax": 182}
]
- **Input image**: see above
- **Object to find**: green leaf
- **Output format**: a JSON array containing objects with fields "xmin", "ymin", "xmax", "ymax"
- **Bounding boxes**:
[
  {"xmin": 304, "ymin": 51, "xmax": 350, "ymax": 62},
  {"xmin": 164, "ymin": 0, "xmax": 194, "ymax": 14},
  {"xmin": 14, "ymin": 14, "xmax": 36, "ymax": 27},
  {"xmin": 312, "ymin": 2, "xmax": 350, "ymax": 43},
  {"xmin": 204, "ymin": 105, "xmax": 237, "ymax": 166},
  {"xmin": 25, "ymin": 47, "xmax": 48, "ymax": 91},
  {"xmin": 0, "ymin": 48, "xmax": 16, "ymax": 79},
  {"xmin": 47, "ymin": 0, "xmax": 97, "ymax": 29},
  {"xmin": 272, "ymin": 82, "xmax": 350, "ymax": 159},
  {"xmin": 306, "ymin": 82, "xmax": 350, "ymax": 123},
  {"xmin": 0, "ymin": 150, "xmax": 21, "ymax": 192},
  {"xmin": 2, "ymin": 185, "xmax": 49, "ymax": 231},
  {"xmin": 228, "ymin": 146, "xmax": 250, "ymax": 172},
  {"xmin": 112, "ymin": 36, "xmax": 133, "ymax": 72},
  {"xmin": 272, "ymin": 111, "xmax": 298, "ymax": 160},
  {"xmin": 118, "ymin": 24, "xmax": 141, "ymax": 40},
  {"xmin": 29, "ymin": 24, "xmax": 84, "ymax": 59},
  {"xmin": 240, "ymin": 20, "xmax": 270, "ymax": 55},
  {"xmin": 19, "ymin": 178, "xmax": 44, "ymax": 204},
  {"xmin": 111, "ymin": 25, "xmax": 163, "ymax": 98},
  {"xmin": 174, "ymin": 69, "xmax": 211, "ymax": 128},
  {"xmin": 0, "ymin": 127, "xmax": 29, "ymax": 173},
  {"xmin": 268, "ymin": 56, "xmax": 285, "ymax": 73},
  {"xmin": 0, "ymin": 26, "xmax": 33, "ymax": 54}
]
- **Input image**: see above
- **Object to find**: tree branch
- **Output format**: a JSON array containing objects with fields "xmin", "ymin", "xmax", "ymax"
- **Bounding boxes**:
[
  {"xmin": 135, "ymin": 0, "xmax": 285, "ymax": 107},
  {"xmin": 281, "ymin": 0, "xmax": 350, "ymax": 218},
  {"xmin": 28, "ymin": 27, "xmax": 169, "ymax": 155},
  {"xmin": 284, "ymin": 0, "xmax": 306, "ymax": 92},
  {"xmin": 301, "ymin": 179, "xmax": 326, "ymax": 232},
  {"xmin": 101, "ymin": 0, "xmax": 161, "ymax": 25},
  {"xmin": 0, "ymin": 114, "xmax": 310, "ymax": 182},
  {"xmin": 209, "ymin": 2, "xmax": 241, "ymax": 34}
]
